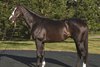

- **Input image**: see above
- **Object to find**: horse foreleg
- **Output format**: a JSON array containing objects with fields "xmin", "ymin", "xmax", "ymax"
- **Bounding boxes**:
[
  {"xmin": 83, "ymin": 32, "xmax": 88, "ymax": 67},
  {"xmin": 35, "ymin": 39, "xmax": 45, "ymax": 67},
  {"xmin": 41, "ymin": 42, "xmax": 45, "ymax": 67}
]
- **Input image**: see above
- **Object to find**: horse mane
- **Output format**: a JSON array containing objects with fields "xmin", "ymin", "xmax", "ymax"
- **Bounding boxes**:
[
  {"xmin": 18, "ymin": 5, "xmax": 65, "ymax": 21},
  {"xmin": 20, "ymin": 5, "xmax": 45, "ymax": 19}
]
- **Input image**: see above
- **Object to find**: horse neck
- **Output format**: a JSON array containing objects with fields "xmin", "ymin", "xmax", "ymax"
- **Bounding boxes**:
[{"xmin": 20, "ymin": 6, "xmax": 39, "ymax": 29}]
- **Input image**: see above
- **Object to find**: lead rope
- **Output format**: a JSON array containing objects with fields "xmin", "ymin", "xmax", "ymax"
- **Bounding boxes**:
[{"xmin": 0, "ymin": 23, "xmax": 16, "ymax": 59}]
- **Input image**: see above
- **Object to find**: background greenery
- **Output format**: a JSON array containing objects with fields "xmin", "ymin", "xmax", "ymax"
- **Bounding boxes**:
[{"xmin": 0, "ymin": 0, "xmax": 100, "ymax": 40}]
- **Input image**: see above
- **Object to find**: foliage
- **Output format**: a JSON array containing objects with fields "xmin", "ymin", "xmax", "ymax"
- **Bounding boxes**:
[{"xmin": 0, "ymin": 0, "xmax": 100, "ymax": 40}]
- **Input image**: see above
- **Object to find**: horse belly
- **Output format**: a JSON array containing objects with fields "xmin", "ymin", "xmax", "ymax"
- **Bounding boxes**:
[
  {"xmin": 45, "ymin": 27, "xmax": 70, "ymax": 42},
  {"xmin": 46, "ymin": 32, "xmax": 65, "ymax": 42}
]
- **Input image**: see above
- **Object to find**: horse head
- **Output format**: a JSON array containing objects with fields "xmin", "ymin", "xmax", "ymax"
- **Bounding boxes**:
[{"xmin": 9, "ymin": 5, "xmax": 22, "ymax": 24}]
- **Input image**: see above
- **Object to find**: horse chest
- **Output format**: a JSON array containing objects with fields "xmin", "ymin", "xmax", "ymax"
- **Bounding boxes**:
[{"xmin": 32, "ymin": 27, "xmax": 46, "ymax": 40}]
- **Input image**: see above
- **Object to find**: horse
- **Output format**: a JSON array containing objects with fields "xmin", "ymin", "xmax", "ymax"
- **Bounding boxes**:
[{"xmin": 9, "ymin": 5, "xmax": 88, "ymax": 67}]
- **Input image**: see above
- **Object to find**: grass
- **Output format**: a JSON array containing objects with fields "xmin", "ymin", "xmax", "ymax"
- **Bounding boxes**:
[{"xmin": 0, "ymin": 34, "xmax": 100, "ymax": 54}]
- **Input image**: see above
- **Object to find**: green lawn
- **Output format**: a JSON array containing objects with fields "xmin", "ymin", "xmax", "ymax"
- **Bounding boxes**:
[{"xmin": 0, "ymin": 34, "xmax": 100, "ymax": 54}]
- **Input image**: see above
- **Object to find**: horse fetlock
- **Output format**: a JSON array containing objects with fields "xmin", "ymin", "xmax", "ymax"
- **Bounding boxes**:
[
  {"xmin": 83, "ymin": 62, "xmax": 86, "ymax": 67},
  {"xmin": 42, "ymin": 61, "xmax": 46, "ymax": 67}
]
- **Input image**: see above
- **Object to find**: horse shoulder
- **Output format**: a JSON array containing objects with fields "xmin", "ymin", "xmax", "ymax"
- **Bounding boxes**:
[{"xmin": 32, "ymin": 24, "xmax": 46, "ymax": 41}]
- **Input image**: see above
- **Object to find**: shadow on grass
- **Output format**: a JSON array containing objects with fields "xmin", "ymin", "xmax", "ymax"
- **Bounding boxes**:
[{"xmin": 0, "ymin": 54, "xmax": 71, "ymax": 67}]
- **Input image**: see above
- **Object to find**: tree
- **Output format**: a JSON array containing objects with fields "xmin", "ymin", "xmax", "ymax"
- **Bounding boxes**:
[{"xmin": 0, "ymin": 0, "xmax": 100, "ymax": 40}]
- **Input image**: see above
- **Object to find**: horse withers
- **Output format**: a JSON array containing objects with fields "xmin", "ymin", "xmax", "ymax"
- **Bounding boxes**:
[{"xmin": 9, "ymin": 5, "xmax": 88, "ymax": 67}]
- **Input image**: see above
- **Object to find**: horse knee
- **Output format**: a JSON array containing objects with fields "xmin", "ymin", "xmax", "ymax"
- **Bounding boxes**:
[{"xmin": 79, "ymin": 45, "xmax": 86, "ymax": 57}]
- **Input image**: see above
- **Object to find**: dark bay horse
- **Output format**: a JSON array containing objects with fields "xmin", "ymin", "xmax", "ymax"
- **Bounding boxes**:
[{"xmin": 9, "ymin": 5, "xmax": 88, "ymax": 67}]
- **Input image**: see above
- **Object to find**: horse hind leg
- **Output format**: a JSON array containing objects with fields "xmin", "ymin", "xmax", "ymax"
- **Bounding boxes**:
[
  {"xmin": 75, "ymin": 41, "xmax": 87, "ymax": 67},
  {"xmin": 74, "ymin": 31, "xmax": 88, "ymax": 67},
  {"xmin": 79, "ymin": 31, "xmax": 88, "ymax": 67},
  {"xmin": 74, "ymin": 41, "xmax": 82, "ymax": 67},
  {"xmin": 80, "ymin": 42, "xmax": 88, "ymax": 67},
  {"xmin": 82, "ymin": 31, "xmax": 88, "ymax": 67}
]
